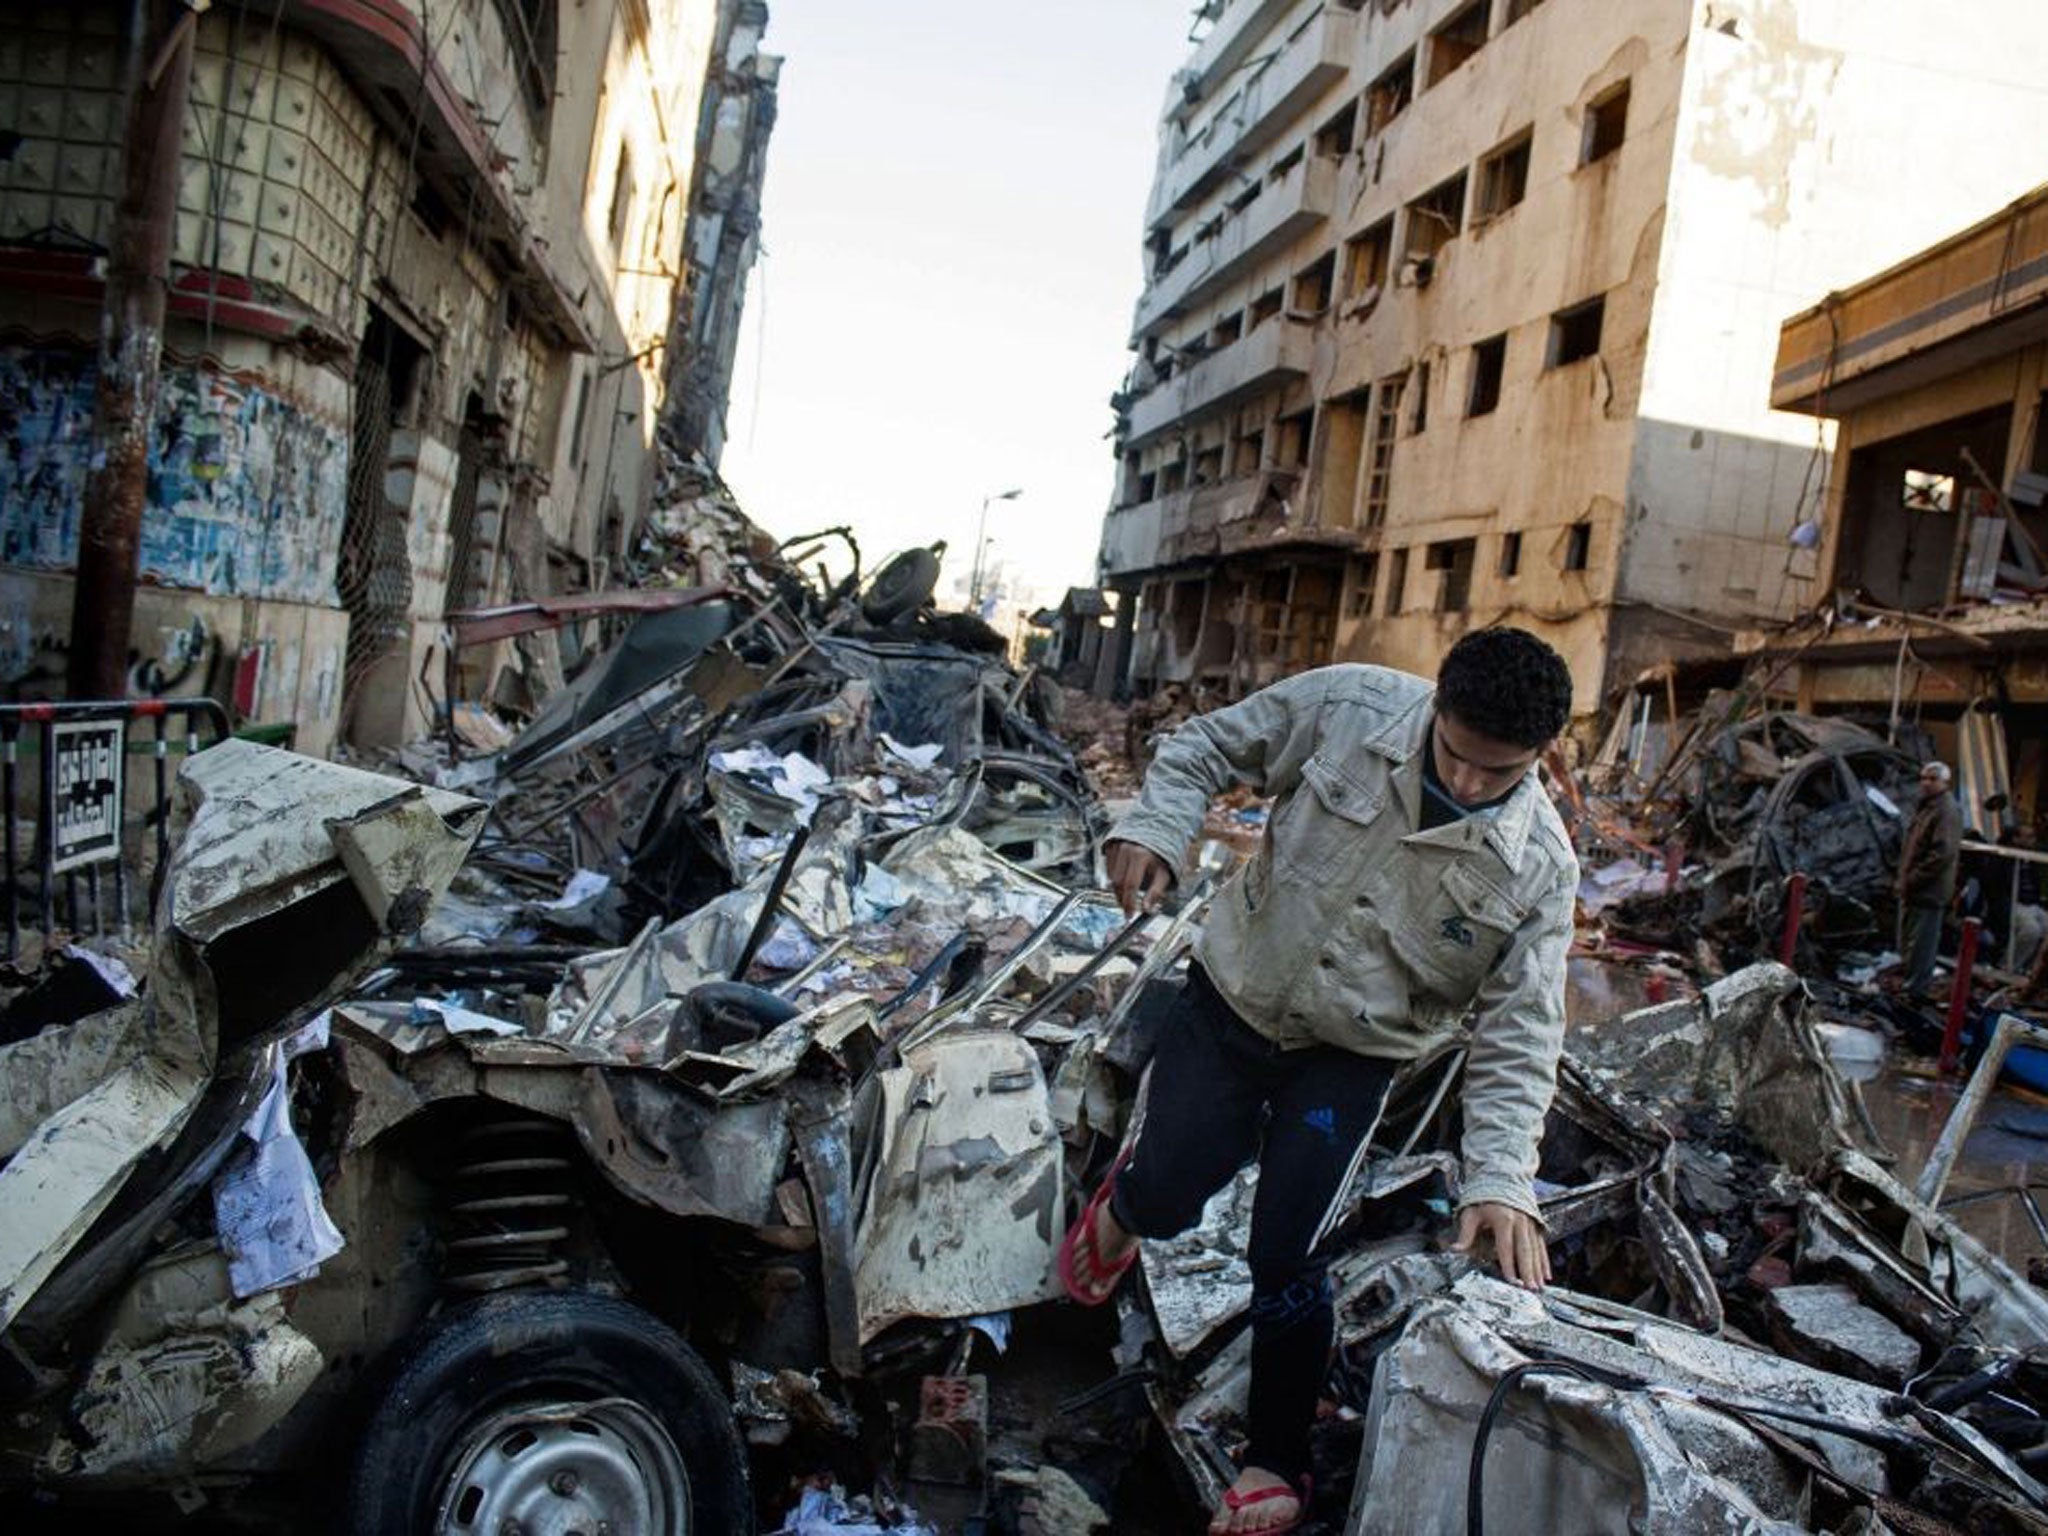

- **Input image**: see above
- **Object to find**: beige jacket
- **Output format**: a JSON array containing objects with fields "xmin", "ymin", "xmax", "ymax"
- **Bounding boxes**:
[{"xmin": 1112, "ymin": 664, "xmax": 1578, "ymax": 1219}]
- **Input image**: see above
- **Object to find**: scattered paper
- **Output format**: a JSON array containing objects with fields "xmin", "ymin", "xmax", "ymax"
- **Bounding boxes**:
[{"xmin": 213, "ymin": 1014, "xmax": 346, "ymax": 1298}]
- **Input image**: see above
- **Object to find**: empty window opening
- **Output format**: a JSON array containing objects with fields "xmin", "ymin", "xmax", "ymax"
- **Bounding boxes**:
[
  {"xmin": 1193, "ymin": 445, "xmax": 1225, "ymax": 485},
  {"xmin": 1137, "ymin": 469, "xmax": 1158, "ymax": 502},
  {"xmin": 1195, "ymin": 217, "xmax": 1223, "ymax": 247},
  {"xmin": 1365, "ymin": 51, "xmax": 1415, "ymax": 135},
  {"xmin": 1427, "ymin": 537, "xmax": 1477, "ymax": 612},
  {"xmin": 1315, "ymin": 99, "xmax": 1358, "ymax": 159},
  {"xmin": 1345, "ymin": 553, "xmax": 1379, "ymax": 618},
  {"xmin": 567, "ymin": 369, "xmax": 593, "ymax": 467},
  {"xmin": 1317, "ymin": 390, "xmax": 1371, "ymax": 527},
  {"xmin": 1291, "ymin": 251, "xmax": 1337, "ymax": 314},
  {"xmin": 1582, "ymin": 81, "xmax": 1629, "ymax": 164},
  {"xmin": 1160, "ymin": 460, "xmax": 1188, "ymax": 494},
  {"xmin": 410, "ymin": 180, "xmax": 453, "ymax": 241},
  {"xmin": 1411, "ymin": 360, "xmax": 1431, "ymax": 433},
  {"xmin": 1426, "ymin": 1, "xmax": 1491, "ymax": 90},
  {"xmin": 1384, "ymin": 547, "xmax": 1409, "ymax": 615},
  {"xmin": 1475, "ymin": 131, "xmax": 1531, "ymax": 221},
  {"xmin": 1211, "ymin": 311, "xmax": 1244, "ymax": 347},
  {"xmin": 1404, "ymin": 172, "xmax": 1467, "ymax": 263},
  {"xmin": 1275, "ymin": 409, "xmax": 1314, "ymax": 468},
  {"xmin": 1364, "ymin": 374, "xmax": 1405, "ymax": 529},
  {"xmin": 607, "ymin": 144, "xmax": 635, "ymax": 251},
  {"xmin": 1467, "ymin": 333, "xmax": 1507, "ymax": 417},
  {"xmin": 1343, "ymin": 217, "xmax": 1394, "ymax": 301},
  {"xmin": 1505, "ymin": 0, "xmax": 1546, "ymax": 22},
  {"xmin": 1228, "ymin": 180, "xmax": 1263, "ymax": 215},
  {"xmin": 1233, "ymin": 429, "xmax": 1265, "ymax": 477},
  {"xmin": 1250, "ymin": 288, "xmax": 1284, "ymax": 327},
  {"xmin": 1498, "ymin": 529, "xmax": 1522, "ymax": 577},
  {"xmin": 1270, "ymin": 144, "xmax": 1306, "ymax": 181},
  {"xmin": 1563, "ymin": 520, "xmax": 1592, "ymax": 571},
  {"xmin": 1547, "ymin": 296, "xmax": 1605, "ymax": 367}
]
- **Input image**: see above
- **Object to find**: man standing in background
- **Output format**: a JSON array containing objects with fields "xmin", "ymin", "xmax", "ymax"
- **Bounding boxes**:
[{"xmin": 1899, "ymin": 760, "xmax": 1963, "ymax": 998}]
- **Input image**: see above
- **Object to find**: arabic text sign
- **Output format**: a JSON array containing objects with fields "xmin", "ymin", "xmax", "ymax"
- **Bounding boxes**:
[{"xmin": 48, "ymin": 720, "xmax": 124, "ymax": 873}]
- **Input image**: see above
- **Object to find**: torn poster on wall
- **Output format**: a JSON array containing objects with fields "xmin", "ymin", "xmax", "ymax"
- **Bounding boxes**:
[{"xmin": 0, "ymin": 341, "xmax": 349, "ymax": 604}]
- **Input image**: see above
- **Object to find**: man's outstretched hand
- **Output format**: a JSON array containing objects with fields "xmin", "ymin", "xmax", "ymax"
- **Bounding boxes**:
[
  {"xmin": 1451, "ymin": 1202, "xmax": 1551, "ymax": 1289},
  {"xmin": 1105, "ymin": 840, "xmax": 1174, "ymax": 917}
]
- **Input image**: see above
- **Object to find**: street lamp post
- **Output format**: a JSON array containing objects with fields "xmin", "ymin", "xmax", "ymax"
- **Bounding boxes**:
[{"xmin": 970, "ymin": 488, "xmax": 1023, "ymax": 610}]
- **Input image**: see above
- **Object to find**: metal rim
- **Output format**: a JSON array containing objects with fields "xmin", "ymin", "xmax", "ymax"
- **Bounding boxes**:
[{"xmin": 433, "ymin": 1395, "xmax": 692, "ymax": 1535}]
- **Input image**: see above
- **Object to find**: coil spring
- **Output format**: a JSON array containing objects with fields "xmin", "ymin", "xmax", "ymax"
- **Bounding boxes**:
[{"xmin": 441, "ymin": 1118, "xmax": 576, "ymax": 1294}]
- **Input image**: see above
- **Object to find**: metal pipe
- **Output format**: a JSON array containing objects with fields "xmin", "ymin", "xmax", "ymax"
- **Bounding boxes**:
[
  {"xmin": 1777, "ymin": 871, "xmax": 1807, "ymax": 966},
  {"xmin": 729, "ymin": 822, "xmax": 813, "ymax": 981},
  {"xmin": 1939, "ymin": 916, "xmax": 1984, "ymax": 1075}
]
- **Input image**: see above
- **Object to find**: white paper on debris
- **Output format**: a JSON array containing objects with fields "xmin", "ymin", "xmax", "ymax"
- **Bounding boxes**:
[
  {"xmin": 213, "ymin": 1014, "xmax": 346, "ymax": 1298},
  {"xmin": 877, "ymin": 734, "xmax": 944, "ymax": 773}
]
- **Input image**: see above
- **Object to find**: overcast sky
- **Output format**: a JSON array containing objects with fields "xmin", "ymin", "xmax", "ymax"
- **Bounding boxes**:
[{"xmin": 717, "ymin": 2, "xmax": 1196, "ymax": 610}]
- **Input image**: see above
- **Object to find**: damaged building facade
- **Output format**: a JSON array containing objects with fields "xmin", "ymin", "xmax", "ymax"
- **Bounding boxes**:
[
  {"xmin": 1097, "ymin": 0, "xmax": 2048, "ymax": 713},
  {"xmin": 0, "ymin": 0, "xmax": 776, "ymax": 758},
  {"xmin": 1760, "ymin": 183, "xmax": 2048, "ymax": 842}
]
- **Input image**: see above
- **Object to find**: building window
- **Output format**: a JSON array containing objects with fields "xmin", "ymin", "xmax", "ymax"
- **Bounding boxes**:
[
  {"xmin": 1292, "ymin": 251, "xmax": 1336, "ymax": 314},
  {"xmin": 1548, "ymin": 296, "xmax": 1605, "ymax": 366},
  {"xmin": 1193, "ymin": 445, "xmax": 1224, "ymax": 485},
  {"xmin": 1499, "ymin": 529, "xmax": 1522, "ymax": 577},
  {"xmin": 1275, "ymin": 409, "xmax": 1313, "ymax": 468},
  {"xmin": 567, "ymin": 368, "xmax": 593, "ymax": 467},
  {"xmin": 1426, "ymin": 1, "xmax": 1491, "ymax": 90},
  {"xmin": 1582, "ymin": 81, "xmax": 1630, "ymax": 164},
  {"xmin": 607, "ymin": 144, "xmax": 634, "ymax": 251},
  {"xmin": 1233, "ymin": 429, "xmax": 1264, "ymax": 477},
  {"xmin": 1563, "ymin": 520, "xmax": 1593, "ymax": 570},
  {"xmin": 1270, "ymin": 144, "xmax": 1306, "ymax": 181},
  {"xmin": 1160, "ymin": 460, "xmax": 1187, "ymax": 494},
  {"xmin": 1505, "ymin": 0, "xmax": 1546, "ymax": 23},
  {"xmin": 1404, "ymin": 172, "xmax": 1467, "ymax": 264},
  {"xmin": 1364, "ymin": 374, "xmax": 1405, "ymax": 528},
  {"xmin": 1411, "ymin": 360, "xmax": 1431, "ymax": 434},
  {"xmin": 1343, "ymin": 217, "xmax": 1394, "ymax": 301},
  {"xmin": 1385, "ymin": 547, "xmax": 1409, "ymax": 615},
  {"xmin": 1228, "ymin": 180, "xmax": 1263, "ymax": 215},
  {"xmin": 1250, "ymin": 288, "xmax": 1284, "ymax": 327},
  {"xmin": 1137, "ymin": 470, "xmax": 1158, "ymax": 502},
  {"xmin": 1345, "ymin": 553, "xmax": 1379, "ymax": 618},
  {"xmin": 1474, "ymin": 130, "xmax": 1532, "ymax": 222},
  {"xmin": 1365, "ymin": 50, "xmax": 1415, "ymax": 135},
  {"xmin": 1314, "ymin": 99, "xmax": 1358, "ymax": 159},
  {"xmin": 1467, "ymin": 333, "xmax": 1507, "ymax": 417},
  {"xmin": 1427, "ymin": 538, "xmax": 1477, "ymax": 612},
  {"xmin": 1212, "ymin": 311, "xmax": 1244, "ymax": 347}
]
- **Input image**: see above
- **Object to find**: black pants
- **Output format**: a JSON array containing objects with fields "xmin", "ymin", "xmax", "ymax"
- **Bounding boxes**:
[{"xmin": 1110, "ymin": 966, "xmax": 1394, "ymax": 1485}]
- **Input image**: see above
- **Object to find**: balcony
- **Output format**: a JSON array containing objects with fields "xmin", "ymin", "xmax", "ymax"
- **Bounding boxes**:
[
  {"xmin": 1134, "ymin": 153, "xmax": 1334, "ymax": 338},
  {"xmin": 1149, "ymin": 5, "xmax": 1356, "ymax": 227},
  {"xmin": 1125, "ymin": 321, "xmax": 1314, "ymax": 446},
  {"xmin": 1180, "ymin": 0, "xmax": 1308, "ymax": 106},
  {"xmin": 1101, "ymin": 473, "xmax": 1294, "ymax": 578}
]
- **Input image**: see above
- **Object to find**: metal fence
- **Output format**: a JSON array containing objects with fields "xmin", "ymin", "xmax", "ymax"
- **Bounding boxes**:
[{"xmin": 2, "ymin": 698, "xmax": 233, "ymax": 961}]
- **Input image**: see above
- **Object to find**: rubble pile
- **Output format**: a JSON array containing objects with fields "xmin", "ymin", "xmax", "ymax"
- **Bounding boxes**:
[{"xmin": 7, "ymin": 467, "xmax": 2048, "ymax": 1532}]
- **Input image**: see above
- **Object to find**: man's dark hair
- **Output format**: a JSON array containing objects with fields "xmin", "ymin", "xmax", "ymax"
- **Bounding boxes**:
[{"xmin": 1436, "ymin": 627, "xmax": 1573, "ymax": 748}]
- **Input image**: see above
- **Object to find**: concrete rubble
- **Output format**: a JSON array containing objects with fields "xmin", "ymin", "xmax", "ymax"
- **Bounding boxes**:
[{"xmin": 6, "ymin": 473, "xmax": 2048, "ymax": 1533}]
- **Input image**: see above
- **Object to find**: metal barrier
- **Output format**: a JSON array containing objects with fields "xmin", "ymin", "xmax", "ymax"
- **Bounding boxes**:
[{"xmin": 2, "ymin": 698, "xmax": 233, "ymax": 961}]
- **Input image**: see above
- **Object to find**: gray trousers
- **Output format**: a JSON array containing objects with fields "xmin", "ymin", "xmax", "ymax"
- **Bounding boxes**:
[{"xmin": 1901, "ymin": 903, "xmax": 1944, "ymax": 997}]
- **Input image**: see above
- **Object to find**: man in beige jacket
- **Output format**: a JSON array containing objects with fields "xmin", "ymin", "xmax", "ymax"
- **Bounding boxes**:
[{"xmin": 1057, "ymin": 627, "xmax": 1578, "ymax": 1535}]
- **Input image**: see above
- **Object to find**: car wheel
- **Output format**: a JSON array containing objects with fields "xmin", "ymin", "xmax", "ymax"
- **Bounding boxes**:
[
  {"xmin": 347, "ymin": 1291, "xmax": 751, "ymax": 1535},
  {"xmin": 860, "ymin": 547, "xmax": 940, "ymax": 625}
]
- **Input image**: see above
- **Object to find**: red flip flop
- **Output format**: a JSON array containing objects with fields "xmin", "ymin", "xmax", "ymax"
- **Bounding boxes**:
[
  {"xmin": 1207, "ymin": 1475, "xmax": 1310, "ymax": 1535},
  {"xmin": 1057, "ymin": 1144, "xmax": 1136, "ymax": 1306}
]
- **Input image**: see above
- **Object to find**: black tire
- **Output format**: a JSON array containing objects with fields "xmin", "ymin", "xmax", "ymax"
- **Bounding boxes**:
[
  {"xmin": 860, "ymin": 547, "xmax": 940, "ymax": 625},
  {"xmin": 347, "ymin": 1291, "xmax": 752, "ymax": 1535}
]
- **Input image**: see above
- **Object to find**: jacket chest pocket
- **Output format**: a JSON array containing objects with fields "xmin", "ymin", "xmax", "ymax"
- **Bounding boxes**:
[
  {"xmin": 1398, "ymin": 860, "xmax": 1527, "ymax": 999},
  {"xmin": 1279, "ymin": 754, "xmax": 1388, "ymax": 887}
]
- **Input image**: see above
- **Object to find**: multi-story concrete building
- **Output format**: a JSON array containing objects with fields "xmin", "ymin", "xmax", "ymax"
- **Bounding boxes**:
[
  {"xmin": 0, "ymin": 0, "xmax": 776, "ymax": 756},
  {"xmin": 1097, "ymin": 0, "xmax": 2048, "ymax": 716}
]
